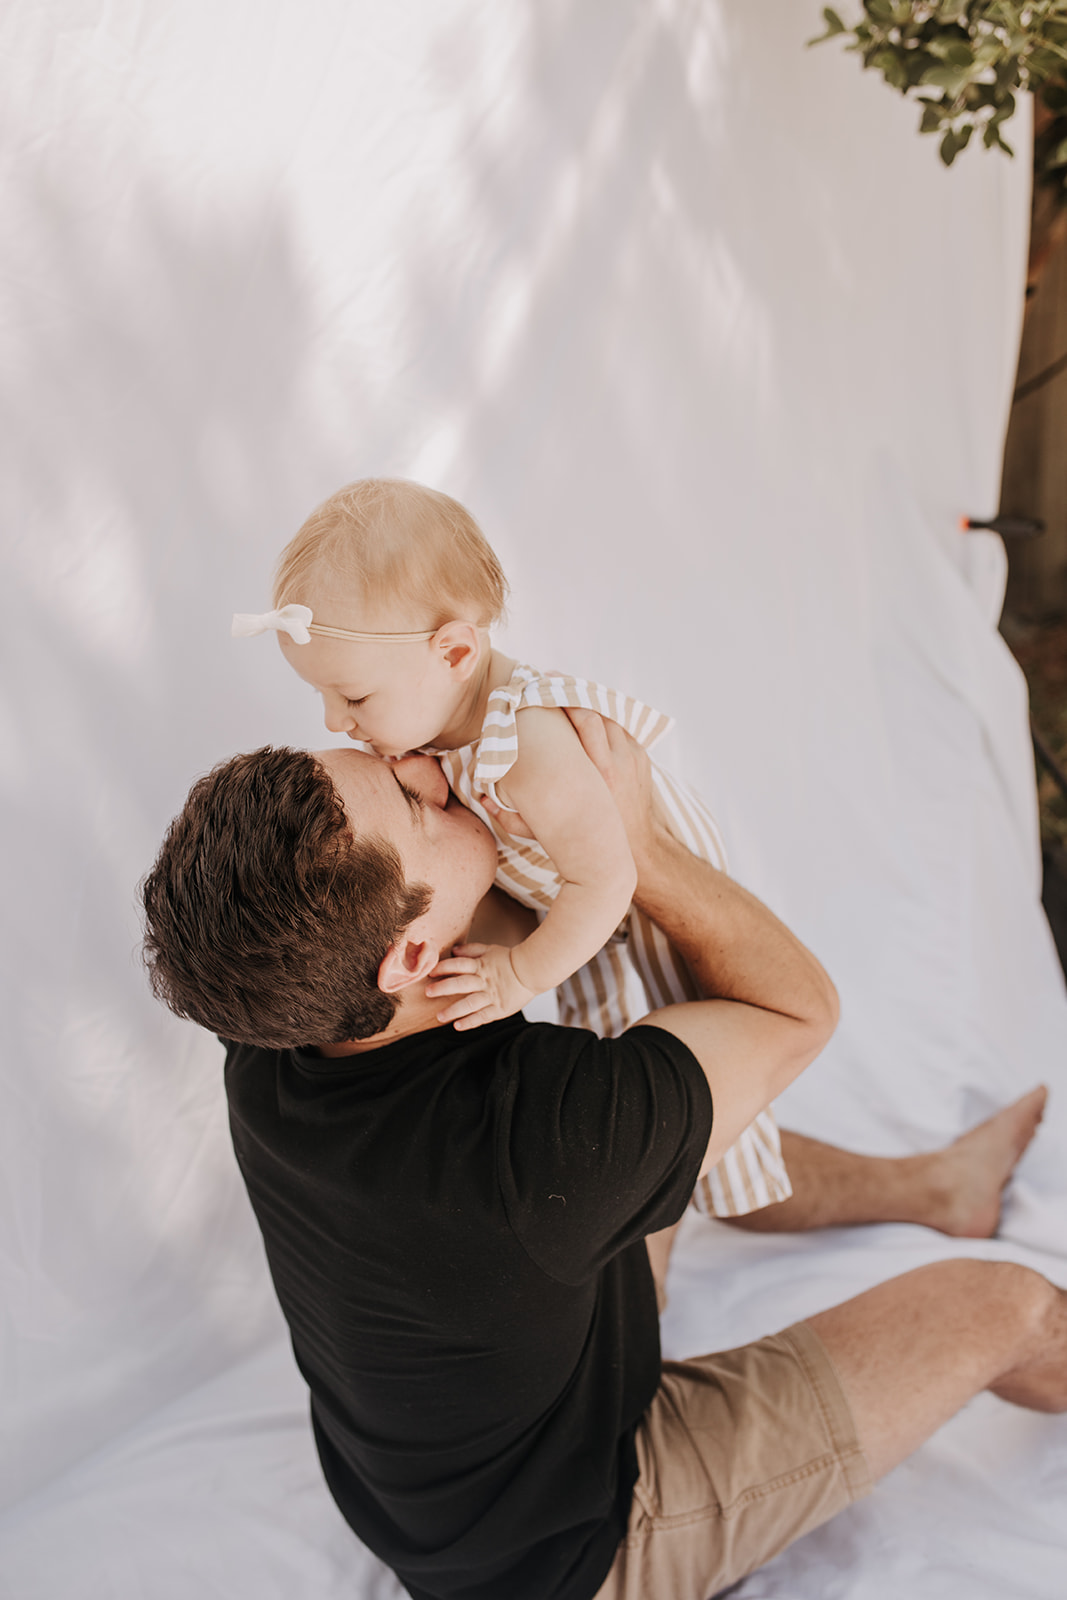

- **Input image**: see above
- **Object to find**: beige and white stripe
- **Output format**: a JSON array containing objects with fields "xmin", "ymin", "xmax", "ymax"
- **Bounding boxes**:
[{"xmin": 435, "ymin": 664, "xmax": 791, "ymax": 1218}]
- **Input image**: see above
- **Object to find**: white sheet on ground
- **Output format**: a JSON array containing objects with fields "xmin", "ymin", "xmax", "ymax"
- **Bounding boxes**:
[{"xmin": 2, "ymin": 3, "xmax": 1065, "ymax": 1597}]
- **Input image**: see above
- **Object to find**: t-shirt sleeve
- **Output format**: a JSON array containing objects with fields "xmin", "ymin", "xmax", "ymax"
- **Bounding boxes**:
[{"xmin": 495, "ymin": 1022, "xmax": 713, "ymax": 1285}]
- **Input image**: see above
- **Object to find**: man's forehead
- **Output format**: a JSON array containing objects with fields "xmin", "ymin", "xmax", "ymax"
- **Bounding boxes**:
[
  {"xmin": 313, "ymin": 746, "xmax": 381, "ymax": 786},
  {"xmin": 317, "ymin": 746, "xmax": 416, "ymax": 820}
]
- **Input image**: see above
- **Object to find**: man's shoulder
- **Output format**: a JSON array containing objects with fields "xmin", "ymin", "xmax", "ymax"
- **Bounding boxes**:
[
  {"xmin": 500, "ymin": 1016, "xmax": 708, "ymax": 1120},
  {"xmin": 497, "ymin": 1018, "xmax": 711, "ymax": 1283},
  {"xmin": 508, "ymin": 1016, "xmax": 703, "ymax": 1063},
  {"xmin": 218, "ymin": 1016, "xmax": 704, "ymax": 1123}
]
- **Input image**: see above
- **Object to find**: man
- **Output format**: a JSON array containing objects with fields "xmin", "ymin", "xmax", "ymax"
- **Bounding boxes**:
[{"xmin": 141, "ymin": 715, "xmax": 1061, "ymax": 1600}]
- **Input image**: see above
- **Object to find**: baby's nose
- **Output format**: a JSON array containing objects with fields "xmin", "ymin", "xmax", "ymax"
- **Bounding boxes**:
[{"xmin": 323, "ymin": 703, "xmax": 355, "ymax": 735}]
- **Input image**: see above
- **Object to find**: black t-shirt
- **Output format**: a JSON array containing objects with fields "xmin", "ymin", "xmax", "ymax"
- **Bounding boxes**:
[{"xmin": 224, "ymin": 1015, "xmax": 711, "ymax": 1600}]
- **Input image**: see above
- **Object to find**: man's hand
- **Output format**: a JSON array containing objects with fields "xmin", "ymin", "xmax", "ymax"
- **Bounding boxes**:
[
  {"xmin": 426, "ymin": 942, "xmax": 538, "ymax": 1031},
  {"xmin": 562, "ymin": 709, "xmax": 672, "ymax": 885}
]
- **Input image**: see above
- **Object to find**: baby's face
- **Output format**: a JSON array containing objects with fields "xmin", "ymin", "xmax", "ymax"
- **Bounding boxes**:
[{"xmin": 280, "ymin": 631, "xmax": 467, "ymax": 758}]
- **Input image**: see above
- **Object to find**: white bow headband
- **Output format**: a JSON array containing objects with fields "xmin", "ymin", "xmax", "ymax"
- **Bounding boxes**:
[{"xmin": 231, "ymin": 605, "xmax": 436, "ymax": 645}]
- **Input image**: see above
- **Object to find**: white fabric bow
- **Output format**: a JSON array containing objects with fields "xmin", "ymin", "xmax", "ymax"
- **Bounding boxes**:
[{"xmin": 231, "ymin": 604, "xmax": 313, "ymax": 644}]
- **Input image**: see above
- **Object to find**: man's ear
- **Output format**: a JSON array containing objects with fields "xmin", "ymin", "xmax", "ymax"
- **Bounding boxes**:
[
  {"xmin": 434, "ymin": 621, "xmax": 482, "ymax": 681},
  {"xmin": 378, "ymin": 920, "xmax": 440, "ymax": 995}
]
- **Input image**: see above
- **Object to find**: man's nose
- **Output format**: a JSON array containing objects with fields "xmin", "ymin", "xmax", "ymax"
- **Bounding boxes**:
[{"xmin": 392, "ymin": 753, "xmax": 448, "ymax": 807}]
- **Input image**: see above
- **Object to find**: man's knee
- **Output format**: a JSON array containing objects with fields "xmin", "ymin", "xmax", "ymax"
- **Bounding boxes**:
[
  {"xmin": 985, "ymin": 1260, "xmax": 1063, "ymax": 1351},
  {"xmin": 948, "ymin": 1259, "xmax": 1057, "ymax": 1334}
]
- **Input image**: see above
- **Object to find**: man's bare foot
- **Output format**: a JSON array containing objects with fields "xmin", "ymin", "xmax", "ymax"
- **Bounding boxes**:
[
  {"xmin": 722, "ymin": 1103, "xmax": 1048, "ymax": 1238},
  {"xmin": 916, "ymin": 1087, "xmax": 1048, "ymax": 1238}
]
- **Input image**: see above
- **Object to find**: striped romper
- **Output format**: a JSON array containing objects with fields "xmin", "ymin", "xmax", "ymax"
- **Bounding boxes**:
[{"xmin": 434, "ymin": 662, "xmax": 791, "ymax": 1218}]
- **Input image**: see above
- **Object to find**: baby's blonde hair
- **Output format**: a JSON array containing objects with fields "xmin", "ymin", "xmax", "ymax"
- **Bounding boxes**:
[{"xmin": 273, "ymin": 478, "xmax": 508, "ymax": 630}]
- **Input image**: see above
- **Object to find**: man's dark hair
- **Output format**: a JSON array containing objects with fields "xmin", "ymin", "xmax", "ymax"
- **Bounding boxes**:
[{"xmin": 141, "ymin": 746, "xmax": 432, "ymax": 1048}]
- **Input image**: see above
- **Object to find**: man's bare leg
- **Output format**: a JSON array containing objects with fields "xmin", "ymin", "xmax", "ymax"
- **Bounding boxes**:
[
  {"xmin": 645, "ymin": 1088, "xmax": 1047, "ymax": 1309},
  {"xmin": 650, "ymin": 1119, "xmax": 1067, "ymax": 1482},
  {"xmin": 727, "ymin": 1087, "xmax": 1047, "ymax": 1237},
  {"xmin": 649, "ymin": 1244, "xmax": 1067, "ymax": 1497},
  {"xmin": 807, "ymin": 1260, "xmax": 1067, "ymax": 1479}
]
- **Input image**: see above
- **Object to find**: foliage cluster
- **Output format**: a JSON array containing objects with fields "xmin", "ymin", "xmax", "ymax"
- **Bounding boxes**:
[{"xmin": 812, "ymin": 2, "xmax": 1067, "ymax": 184}]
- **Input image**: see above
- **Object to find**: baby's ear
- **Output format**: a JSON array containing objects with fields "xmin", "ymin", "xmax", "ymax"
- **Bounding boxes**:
[{"xmin": 435, "ymin": 621, "xmax": 482, "ymax": 679}]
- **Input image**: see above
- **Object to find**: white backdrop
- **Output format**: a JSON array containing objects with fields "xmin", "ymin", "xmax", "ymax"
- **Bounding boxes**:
[{"xmin": 2, "ymin": 3, "xmax": 1066, "ymax": 1597}]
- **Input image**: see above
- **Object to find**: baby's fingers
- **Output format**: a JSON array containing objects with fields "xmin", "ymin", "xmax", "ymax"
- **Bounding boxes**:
[
  {"xmin": 426, "ymin": 977, "xmax": 481, "ymax": 1003},
  {"xmin": 452, "ymin": 1003, "xmax": 505, "ymax": 1032},
  {"xmin": 425, "ymin": 960, "xmax": 483, "ymax": 1002},
  {"xmin": 428, "ymin": 953, "xmax": 480, "ymax": 980},
  {"xmin": 435, "ymin": 992, "xmax": 494, "ymax": 1026}
]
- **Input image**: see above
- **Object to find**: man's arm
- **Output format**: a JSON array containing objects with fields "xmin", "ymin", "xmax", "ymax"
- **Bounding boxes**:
[{"xmin": 570, "ymin": 714, "xmax": 839, "ymax": 1180}]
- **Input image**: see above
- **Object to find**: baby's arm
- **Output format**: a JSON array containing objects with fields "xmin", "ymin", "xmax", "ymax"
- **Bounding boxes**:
[{"xmin": 427, "ymin": 707, "xmax": 638, "ymax": 1030}]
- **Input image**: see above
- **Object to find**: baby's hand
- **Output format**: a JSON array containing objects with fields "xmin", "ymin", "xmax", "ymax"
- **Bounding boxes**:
[{"xmin": 426, "ymin": 943, "xmax": 538, "ymax": 1031}]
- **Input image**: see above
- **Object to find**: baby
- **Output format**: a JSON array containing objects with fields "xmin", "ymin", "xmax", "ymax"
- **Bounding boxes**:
[{"xmin": 233, "ymin": 477, "xmax": 789, "ymax": 1219}]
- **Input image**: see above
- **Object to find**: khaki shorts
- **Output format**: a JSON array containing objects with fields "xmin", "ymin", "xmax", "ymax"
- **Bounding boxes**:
[{"xmin": 594, "ymin": 1322, "xmax": 871, "ymax": 1600}]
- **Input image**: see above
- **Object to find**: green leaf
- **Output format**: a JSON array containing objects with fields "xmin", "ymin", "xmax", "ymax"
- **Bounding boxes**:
[
  {"xmin": 1046, "ymin": 136, "xmax": 1067, "ymax": 167},
  {"xmin": 872, "ymin": 47, "xmax": 910, "ymax": 88},
  {"xmin": 864, "ymin": 0, "xmax": 894, "ymax": 22},
  {"xmin": 940, "ymin": 127, "xmax": 962, "ymax": 166},
  {"xmin": 995, "ymin": 57, "xmax": 1023, "ymax": 94},
  {"xmin": 938, "ymin": 121, "xmax": 973, "ymax": 166},
  {"xmin": 904, "ymin": 49, "xmax": 940, "ymax": 87},
  {"xmin": 974, "ymin": 39, "xmax": 1003, "ymax": 68},
  {"xmin": 1028, "ymin": 49, "xmax": 1067, "ymax": 87},
  {"xmin": 806, "ymin": 6, "xmax": 849, "ymax": 47},
  {"xmin": 922, "ymin": 63, "xmax": 974, "ymax": 96},
  {"xmin": 920, "ymin": 102, "xmax": 945, "ymax": 131},
  {"xmin": 929, "ymin": 39, "xmax": 976, "ymax": 68},
  {"xmin": 990, "ymin": 91, "xmax": 1017, "ymax": 125}
]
